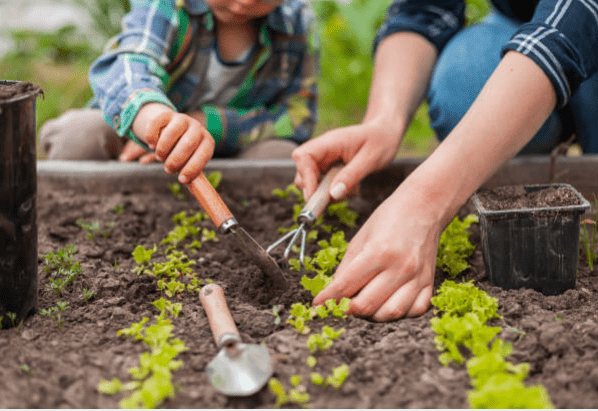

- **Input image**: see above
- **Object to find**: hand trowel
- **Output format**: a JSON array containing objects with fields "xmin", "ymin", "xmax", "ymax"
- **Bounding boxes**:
[
  {"xmin": 199, "ymin": 283, "xmax": 273, "ymax": 396},
  {"xmin": 187, "ymin": 174, "xmax": 287, "ymax": 291}
]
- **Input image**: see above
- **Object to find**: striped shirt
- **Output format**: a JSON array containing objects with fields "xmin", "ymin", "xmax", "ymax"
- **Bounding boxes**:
[
  {"xmin": 89, "ymin": 0, "xmax": 318, "ymax": 155},
  {"xmin": 375, "ymin": 0, "xmax": 598, "ymax": 108}
]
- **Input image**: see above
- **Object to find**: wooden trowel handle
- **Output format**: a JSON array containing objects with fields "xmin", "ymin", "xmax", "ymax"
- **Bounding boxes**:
[
  {"xmin": 199, "ymin": 284, "xmax": 239, "ymax": 346},
  {"xmin": 301, "ymin": 164, "xmax": 342, "ymax": 222},
  {"xmin": 188, "ymin": 174, "xmax": 234, "ymax": 229}
]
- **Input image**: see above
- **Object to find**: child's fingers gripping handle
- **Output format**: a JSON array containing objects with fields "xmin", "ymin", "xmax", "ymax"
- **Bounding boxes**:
[
  {"xmin": 187, "ymin": 174, "xmax": 234, "ymax": 229},
  {"xmin": 199, "ymin": 284, "xmax": 239, "ymax": 346},
  {"xmin": 302, "ymin": 164, "xmax": 343, "ymax": 221}
]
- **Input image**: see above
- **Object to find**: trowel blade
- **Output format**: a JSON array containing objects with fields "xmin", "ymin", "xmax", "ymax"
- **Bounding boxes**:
[
  {"xmin": 206, "ymin": 342, "xmax": 273, "ymax": 396},
  {"xmin": 230, "ymin": 227, "xmax": 287, "ymax": 291}
]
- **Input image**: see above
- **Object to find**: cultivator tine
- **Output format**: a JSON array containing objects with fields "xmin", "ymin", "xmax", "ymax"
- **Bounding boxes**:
[{"xmin": 268, "ymin": 164, "xmax": 343, "ymax": 276}]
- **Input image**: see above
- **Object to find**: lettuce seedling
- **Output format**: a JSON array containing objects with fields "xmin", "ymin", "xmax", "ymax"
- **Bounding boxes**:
[
  {"xmin": 132, "ymin": 244, "xmax": 157, "ymax": 276},
  {"xmin": 111, "ymin": 203, "xmax": 125, "ymax": 215},
  {"xmin": 104, "ymin": 316, "xmax": 188, "ymax": 408},
  {"xmin": 325, "ymin": 364, "xmax": 350, "ymax": 389},
  {"xmin": 436, "ymin": 214, "xmax": 478, "ymax": 278},
  {"xmin": 167, "ymin": 182, "xmax": 187, "ymax": 201},
  {"xmin": 431, "ymin": 280, "xmax": 500, "ymax": 323},
  {"xmin": 206, "ymin": 171, "xmax": 223, "ymax": 189},
  {"xmin": 306, "ymin": 326, "xmax": 345, "ymax": 353},
  {"xmin": 152, "ymin": 297, "xmax": 182, "ymax": 319},
  {"xmin": 326, "ymin": 201, "xmax": 358, "ymax": 227},
  {"xmin": 467, "ymin": 372, "xmax": 554, "ymax": 409}
]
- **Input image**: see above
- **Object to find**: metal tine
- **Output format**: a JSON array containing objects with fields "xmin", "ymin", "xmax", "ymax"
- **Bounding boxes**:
[
  {"xmin": 283, "ymin": 223, "xmax": 305, "ymax": 259},
  {"xmin": 266, "ymin": 227, "xmax": 299, "ymax": 255}
]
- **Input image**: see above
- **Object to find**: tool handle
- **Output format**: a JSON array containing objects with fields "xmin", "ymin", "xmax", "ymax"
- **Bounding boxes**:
[
  {"xmin": 301, "ymin": 164, "xmax": 342, "ymax": 222},
  {"xmin": 199, "ymin": 283, "xmax": 239, "ymax": 347},
  {"xmin": 188, "ymin": 174, "xmax": 234, "ymax": 229}
]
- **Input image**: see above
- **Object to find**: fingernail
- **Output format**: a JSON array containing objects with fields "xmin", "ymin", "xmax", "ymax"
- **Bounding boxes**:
[
  {"xmin": 330, "ymin": 182, "xmax": 347, "ymax": 200},
  {"xmin": 179, "ymin": 175, "xmax": 188, "ymax": 184},
  {"xmin": 155, "ymin": 155, "xmax": 163, "ymax": 162},
  {"xmin": 164, "ymin": 166, "xmax": 173, "ymax": 174}
]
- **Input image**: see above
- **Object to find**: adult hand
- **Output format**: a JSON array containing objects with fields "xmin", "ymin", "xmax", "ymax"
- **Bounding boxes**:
[
  {"xmin": 312, "ymin": 187, "xmax": 441, "ymax": 322},
  {"xmin": 292, "ymin": 119, "xmax": 401, "ymax": 202},
  {"xmin": 118, "ymin": 140, "xmax": 158, "ymax": 163},
  {"xmin": 133, "ymin": 103, "xmax": 215, "ymax": 184}
]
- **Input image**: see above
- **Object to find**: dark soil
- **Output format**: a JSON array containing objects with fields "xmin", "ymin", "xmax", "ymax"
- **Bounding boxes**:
[
  {"xmin": 1, "ymin": 175, "xmax": 598, "ymax": 408},
  {"xmin": 475, "ymin": 185, "xmax": 582, "ymax": 210},
  {"xmin": 0, "ymin": 81, "xmax": 43, "ymax": 103}
]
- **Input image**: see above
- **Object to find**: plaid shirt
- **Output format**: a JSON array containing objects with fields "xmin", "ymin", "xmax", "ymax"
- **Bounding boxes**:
[
  {"xmin": 89, "ymin": 0, "xmax": 318, "ymax": 155},
  {"xmin": 375, "ymin": 0, "xmax": 598, "ymax": 109}
]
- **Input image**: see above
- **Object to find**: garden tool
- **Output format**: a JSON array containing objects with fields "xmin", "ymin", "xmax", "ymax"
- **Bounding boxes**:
[
  {"xmin": 199, "ymin": 283, "xmax": 273, "ymax": 396},
  {"xmin": 266, "ymin": 164, "xmax": 342, "ymax": 273},
  {"xmin": 187, "ymin": 174, "xmax": 287, "ymax": 291}
]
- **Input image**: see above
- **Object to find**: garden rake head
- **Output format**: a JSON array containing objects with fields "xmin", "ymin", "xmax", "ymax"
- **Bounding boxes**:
[{"xmin": 267, "ymin": 165, "xmax": 342, "ymax": 273}]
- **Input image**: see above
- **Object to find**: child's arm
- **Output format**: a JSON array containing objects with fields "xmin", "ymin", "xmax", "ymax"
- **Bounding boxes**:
[
  {"xmin": 88, "ymin": 0, "xmax": 183, "ymax": 148},
  {"xmin": 192, "ymin": 39, "xmax": 319, "ymax": 155}
]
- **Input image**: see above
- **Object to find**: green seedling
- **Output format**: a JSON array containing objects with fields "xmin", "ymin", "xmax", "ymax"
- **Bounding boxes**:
[
  {"xmin": 306, "ymin": 326, "xmax": 345, "ymax": 353},
  {"xmin": 325, "ymin": 364, "xmax": 350, "ymax": 389},
  {"xmin": 99, "ymin": 316, "xmax": 188, "ymax": 408},
  {"xmin": 167, "ymin": 182, "xmax": 187, "ymax": 201},
  {"xmin": 20, "ymin": 364, "xmax": 34, "ymax": 376},
  {"xmin": 268, "ymin": 377, "xmax": 310, "ymax": 409},
  {"xmin": 111, "ymin": 203, "xmax": 125, "ymax": 215},
  {"xmin": 436, "ymin": 214, "xmax": 478, "ymax": 278},
  {"xmin": 581, "ymin": 217, "xmax": 597, "ymax": 271},
  {"xmin": 0, "ymin": 315, "xmax": 3, "ymax": 330},
  {"xmin": 326, "ymin": 200, "xmax": 358, "ymax": 227},
  {"xmin": 186, "ymin": 277, "xmax": 202, "ymax": 294},
  {"xmin": 7, "ymin": 312, "xmax": 16, "ymax": 327},
  {"xmin": 43, "ymin": 244, "xmax": 82, "ymax": 296},
  {"xmin": 272, "ymin": 305, "xmax": 282, "ymax": 325},
  {"xmin": 132, "ymin": 244, "xmax": 157, "ymax": 275},
  {"xmin": 206, "ymin": 171, "xmax": 222, "ymax": 189},
  {"xmin": 430, "ymin": 277, "xmax": 553, "ymax": 408},
  {"xmin": 82, "ymin": 288, "xmax": 93, "ymax": 302},
  {"xmin": 152, "ymin": 297, "xmax": 182, "ymax": 319},
  {"xmin": 40, "ymin": 302, "xmax": 69, "ymax": 329},
  {"xmin": 306, "ymin": 356, "xmax": 317, "ymax": 368},
  {"xmin": 76, "ymin": 218, "xmax": 114, "ymax": 240}
]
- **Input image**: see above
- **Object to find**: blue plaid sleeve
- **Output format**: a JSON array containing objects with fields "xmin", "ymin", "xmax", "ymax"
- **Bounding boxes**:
[
  {"xmin": 374, "ymin": 0, "xmax": 466, "ymax": 55},
  {"xmin": 88, "ymin": 0, "xmax": 179, "ymax": 139},
  {"xmin": 502, "ymin": 0, "xmax": 598, "ymax": 108}
]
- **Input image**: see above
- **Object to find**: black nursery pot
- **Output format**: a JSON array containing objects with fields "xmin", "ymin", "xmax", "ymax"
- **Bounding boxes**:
[
  {"xmin": 0, "ymin": 80, "xmax": 42, "ymax": 328},
  {"xmin": 472, "ymin": 184, "xmax": 590, "ymax": 295}
]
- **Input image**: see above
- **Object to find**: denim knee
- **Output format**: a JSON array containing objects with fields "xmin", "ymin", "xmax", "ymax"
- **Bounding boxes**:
[{"xmin": 427, "ymin": 22, "xmax": 515, "ymax": 141}]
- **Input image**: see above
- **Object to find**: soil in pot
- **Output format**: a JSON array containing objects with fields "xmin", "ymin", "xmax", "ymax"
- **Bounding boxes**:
[{"xmin": 0, "ymin": 176, "xmax": 597, "ymax": 408}]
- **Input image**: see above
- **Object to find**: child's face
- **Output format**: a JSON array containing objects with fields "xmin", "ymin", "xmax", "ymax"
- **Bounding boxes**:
[{"xmin": 206, "ymin": 0, "xmax": 283, "ymax": 24}]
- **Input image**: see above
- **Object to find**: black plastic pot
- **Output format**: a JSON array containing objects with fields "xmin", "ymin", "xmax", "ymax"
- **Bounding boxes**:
[
  {"xmin": 473, "ymin": 184, "xmax": 590, "ymax": 295},
  {"xmin": 0, "ymin": 80, "xmax": 42, "ymax": 328}
]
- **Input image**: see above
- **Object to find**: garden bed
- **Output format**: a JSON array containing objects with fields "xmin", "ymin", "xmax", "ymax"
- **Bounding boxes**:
[{"xmin": 1, "ymin": 158, "xmax": 598, "ymax": 408}]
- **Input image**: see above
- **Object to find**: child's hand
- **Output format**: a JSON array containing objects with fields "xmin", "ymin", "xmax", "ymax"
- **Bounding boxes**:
[
  {"xmin": 133, "ymin": 103, "xmax": 215, "ymax": 184},
  {"xmin": 118, "ymin": 140, "xmax": 158, "ymax": 164}
]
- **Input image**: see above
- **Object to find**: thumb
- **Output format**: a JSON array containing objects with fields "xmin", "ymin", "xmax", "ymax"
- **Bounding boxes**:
[{"xmin": 330, "ymin": 151, "xmax": 376, "ymax": 201}]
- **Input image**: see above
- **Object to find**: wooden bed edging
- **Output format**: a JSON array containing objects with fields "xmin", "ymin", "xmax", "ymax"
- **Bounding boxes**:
[{"xmin": 37, "ymin": 155, "xmax": 598, "ymax": 204}]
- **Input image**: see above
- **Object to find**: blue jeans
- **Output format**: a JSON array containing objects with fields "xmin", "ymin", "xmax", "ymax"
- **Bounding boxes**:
[{"xmin": 427, "ymin": 11, "xmax": 598, "ymax": 154}]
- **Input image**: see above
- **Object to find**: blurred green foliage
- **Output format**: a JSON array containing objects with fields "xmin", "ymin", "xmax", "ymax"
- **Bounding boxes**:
[{"xmin": 0, "ymin": 0, "xmax": 490, "ymax": 158}]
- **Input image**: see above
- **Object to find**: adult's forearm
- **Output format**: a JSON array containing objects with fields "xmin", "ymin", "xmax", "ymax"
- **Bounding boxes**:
[
  {"xmin": 363, "ymin": 32, "xmax": 438, "ymax": 141},
  {"xmin": 398, "ymin": 51, "xmax": 558, "ymax": 227}
]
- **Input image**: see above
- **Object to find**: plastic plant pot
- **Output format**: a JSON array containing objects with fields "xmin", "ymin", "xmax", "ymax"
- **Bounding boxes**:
[
  {"xmin": 472, "ymin": 184, "xmax": 590, "ymax": 295},
  {"xmin": 0, "ymin": 80, "xmax": 42, "ymax": 329}
]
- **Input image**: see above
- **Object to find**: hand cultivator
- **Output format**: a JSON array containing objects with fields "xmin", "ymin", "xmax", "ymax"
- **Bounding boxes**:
[{"xmin": 267, "ymin": 165, "xmax": 342, "ymax": 273}]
